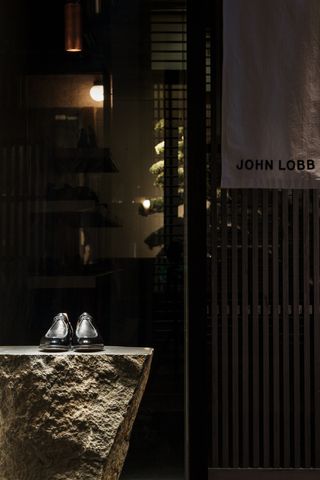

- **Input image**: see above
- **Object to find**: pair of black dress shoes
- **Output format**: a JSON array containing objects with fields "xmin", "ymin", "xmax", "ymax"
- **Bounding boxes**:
[{"xmin": 39, "ymin": 312, "xmax": 104, "ymax": 352}]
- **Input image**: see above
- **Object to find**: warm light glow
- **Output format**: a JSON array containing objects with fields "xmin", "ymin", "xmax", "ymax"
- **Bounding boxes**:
[
  {"xmin": 95, "ymin": 0, "xmax": 102, "ymax": 13},
  {"xmin": 65, "ymin": 2, "xmax": 83, "ymax": 52},
  {"xmin": 142, "ymin": 199, "xmax": 151, "ymax": 210},
  {"xmin": 90, "ymin": 84, "xmax": 104, "ymax": 102}
]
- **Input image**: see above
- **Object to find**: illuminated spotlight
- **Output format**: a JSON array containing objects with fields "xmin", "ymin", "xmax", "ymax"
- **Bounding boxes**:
[
  {"xmin": 142, "ymin": 199, "xmax": 151, "ymax": 210},
  {"xmin": 90, "ymin": 81, "xmax": 104, "ymax": 102}
]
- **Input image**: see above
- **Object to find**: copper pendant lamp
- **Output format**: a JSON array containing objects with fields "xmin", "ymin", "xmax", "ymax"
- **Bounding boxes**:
[
  {"xmin": 65, "ymin": 0, "xmax": 83, "ymax": 52},
  {"xmin": 95, "ymin": 0, "xmax": 102, "ymax": 14}
]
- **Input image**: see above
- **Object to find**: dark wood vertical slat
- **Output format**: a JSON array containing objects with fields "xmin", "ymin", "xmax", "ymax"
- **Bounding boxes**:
[
  {"xmin": 272, "ymin": 190, "xmax": 280, "ymax": 467},
  {"xmin": 211, "ymin": 185, "xmax": 219, "ymax": 466},
  {"xmin": 41, "ymin": 147, "xmax": 48, "ymax": 265},
  {"xmin": 186, "ymin": 0, "xmax": 208, "ymax": 476},
  {"xmin": 221, "ymin": 189, "xmax": 229, "ymax": 466},
  {"xmin": 303, "ymin": 191, "xmax": 311, "ymax": 467},
  {"xmin": 313, "ymin": 190, "xmax": 320, "ymax": 466},
  {"xmin": 17, "ymin": 146, "xmax": 24, "ymax": 297},
  {"xmin": 282, "ymin": 191, "xmax": 291, "ymax": 467},
  {"xmin": 292, "ymin": 190, "xmax": 301, "ymax": 467},
  {"xmin": 12, "ymin": 146, "xmax": 18, "ymax": 256},
  {"xmin": 39, "ymin": 146, "xmax": 43, "ymax": 267},
  {"xmin": 0, "ymin": 148, "xmax": 3, "ymax": 258},
  {"xmin": 17, "ymin": 146, "xmax": 24, "ymax": 258},
  {"xmin": 32, "ymin": 146, "xmax": 39, "ymax": 273},
  {"xmin": 0, "ymin": 148, "xmax": 2, "ymax": 256},
  {"xmin": 18, "ymin": 146, "xmax": 24, "ymax": 197},
  {"xmin": 0, "ymin": 148, "xmax": 5, "ymax": 340},
  {"xmin": 242, "ymin": 190, "xmax": 249, "ymax": 467},
  {"xmin": 6, "ymin": 147, "xmax": 11, "ymax": 257},
  {"xmin": 0, "ymin": 148, "xmax": 7, "ymax": 257},
  {"xmin": 3, "ymin": 147, "xmax": 8, "ymax": 259},
  {"xmin": 252, "ymin": 190, "xmax": 260, "ymax": 467},
  {"xmin": 9, "ymin": 147, "xmax": 15, "ymax": 258},
  {"xmin": 262, "ymin": 190, "xmax": 270, "ymax": 466},
  {"xmin": 26, "ymin": 146, "xmax": 33, "ymax": 259},
  {"xmin": 211, "ymin": 0, "xmax": 222, "ymax": 466},
  {"xmin": 164, "ymin": 75, "xmax": 180, "ymax": 250},
  {"xmin": 34, "ymin": 145, "xmax": 42, "ymax": 275},
  {"xmin": 231, "ymin": 189, "xmax": 239, "ymax": 467}
]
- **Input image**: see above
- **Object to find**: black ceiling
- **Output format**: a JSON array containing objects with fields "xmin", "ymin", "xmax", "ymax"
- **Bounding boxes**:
[{"xmin": 23, "ymin": 0, "xmax": 110, "ymax": 74}]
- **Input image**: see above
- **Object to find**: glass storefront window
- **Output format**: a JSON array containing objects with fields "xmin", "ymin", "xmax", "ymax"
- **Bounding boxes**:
[{"xmin": 0, "ymin": 1, "xmax": 186, "ymax": 478}]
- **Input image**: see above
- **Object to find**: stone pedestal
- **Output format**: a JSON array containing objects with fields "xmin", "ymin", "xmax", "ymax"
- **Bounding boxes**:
[{"xmin": 0, "ymin": 346, "xmax": 153, "ymax": 480}]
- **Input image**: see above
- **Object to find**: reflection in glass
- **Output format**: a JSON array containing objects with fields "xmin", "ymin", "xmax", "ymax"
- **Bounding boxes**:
[{"xmin": 0, "ymin": 1, "xmax": 186, "ymax": 478}]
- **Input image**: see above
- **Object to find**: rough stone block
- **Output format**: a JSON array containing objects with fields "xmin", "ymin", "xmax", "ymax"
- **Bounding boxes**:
[{"xmin": 0, "ymin": 346, "xmax": 153, "ymax": 480}]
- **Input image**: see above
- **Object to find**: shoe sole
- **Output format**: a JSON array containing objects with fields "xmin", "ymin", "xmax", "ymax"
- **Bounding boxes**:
[
  {"xmin": 39, "ymin": 346, "xmax": 70, "ymax": 352},
  {"xmin": 72, "ymin": 344, "xmax": 104, "ymax": 352}
]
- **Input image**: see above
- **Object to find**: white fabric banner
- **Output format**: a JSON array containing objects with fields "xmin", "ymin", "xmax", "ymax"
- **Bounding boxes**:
[{"xmin": 222, "ymin": 0, "xmax": 320, "ymax": 189}]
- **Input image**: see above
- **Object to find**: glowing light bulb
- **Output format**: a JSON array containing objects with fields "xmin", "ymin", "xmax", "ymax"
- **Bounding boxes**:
[
  {"xmin": 142, "ymin": 199, "xmax": 151, "ymax": 210},
  {"xmin": 90, "ymin": 84, "xmax": 104, "ymax": 102}
]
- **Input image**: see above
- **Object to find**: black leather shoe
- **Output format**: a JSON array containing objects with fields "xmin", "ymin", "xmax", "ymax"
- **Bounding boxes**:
[
  {"xmin": 39, "ymin": 313, "xmax": 73, "ymax": 352},
  {"xmin": 72, "ymin": 312, "xmax": 104, "ymax": 351}
]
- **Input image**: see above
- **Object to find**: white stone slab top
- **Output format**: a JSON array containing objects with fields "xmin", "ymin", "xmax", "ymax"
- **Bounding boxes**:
[{"xmin": 0, "ymin": 346, "xmax": 153, "ymax": 356}]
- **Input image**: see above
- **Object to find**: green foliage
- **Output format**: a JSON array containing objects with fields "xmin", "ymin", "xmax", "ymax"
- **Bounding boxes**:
[{"xmin": 149, "ymin": 119, "xmax": 185, "ymax": 198}]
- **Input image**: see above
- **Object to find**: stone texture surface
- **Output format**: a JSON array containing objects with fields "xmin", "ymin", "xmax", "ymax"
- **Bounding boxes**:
[{"xmin": 0, "ymin": 347, "xmax": 153, "ymax": 480}]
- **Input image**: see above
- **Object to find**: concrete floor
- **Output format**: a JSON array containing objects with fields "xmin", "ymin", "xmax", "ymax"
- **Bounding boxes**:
[{"xmin": 120, "ymin": 467, "xmax": 184, "ymax": 480}]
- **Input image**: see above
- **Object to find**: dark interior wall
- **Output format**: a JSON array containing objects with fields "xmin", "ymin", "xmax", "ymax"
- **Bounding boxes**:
[
  {"xmin": 0, "ymin": 1, "xmax": 29, "ymax": 343},
  {"xmin": 0, "ymin": 1, "xmax": 27, "ymax": 145}
]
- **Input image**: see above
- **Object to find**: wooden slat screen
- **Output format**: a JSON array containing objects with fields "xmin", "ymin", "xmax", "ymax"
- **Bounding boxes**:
[
  {"xmin": 0, "ymin": 145, "xmax": 47, "ymax": 258},
  {"xmin": 210, "ymin": 189, "xmax": 320, "ymax": 468},
  {"xmin": 0, "ymin": 145, "xmax": 47, "ymax": 341},
  {"xmin": 151, "ymin": 0, "xmax": 186, "ymax": 295}
]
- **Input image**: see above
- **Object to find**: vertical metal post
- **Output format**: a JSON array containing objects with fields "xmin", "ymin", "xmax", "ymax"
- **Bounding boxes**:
[
  {"xmin": 211, "ymin": 0, "xmax": 222, "ymax": 469},
  {"xmin": 185, "ymin": 0, "xmax": 207, "ymax": 478},
  {"xmin": 292, "ymin": 191, "xmax": 301, "ymax": 467},
  {"xmin": 272, "ymin": 190, "xmax": 280, "ymax": 467},
  {"xmin": 252, "ymin": 190, "xmax": 260, "ymax": 466},
  {"xmin": 282, "ymin": 191, "xmax": 291, "ymax": 466},
  {"xmin": 313, "ymin": 190, "xmax": 320, "ymax": 466}
]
